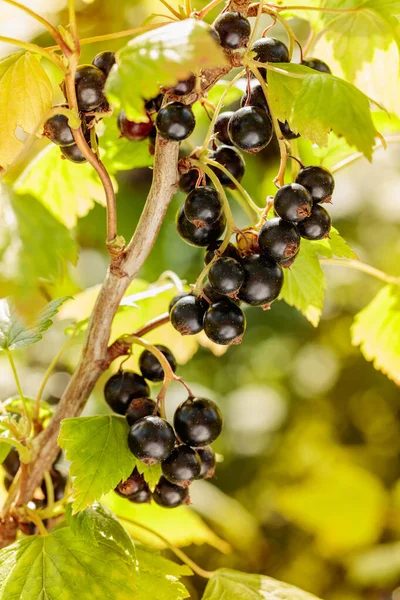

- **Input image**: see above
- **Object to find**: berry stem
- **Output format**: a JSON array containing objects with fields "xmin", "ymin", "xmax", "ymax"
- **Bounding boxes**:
[
  {"xmin": 6, "ymin": 351, "xmax": 30, "ymax": 433},
  {"xmin": 159, "ymin": 0, "xmax": 182, "ymax": 19},
  {"xmin": 247, "ymin": 3, "xmax": 298, "ymax": 58},
  {"xmin": 157, "ymin": 270, "xmax": 185, "ymax": 293},
  {"xmin": 24, "ymin": 507, "xmax": 48, "ymax": 536},
  {"xmin": 0, "ymin": 36, "xmax": 67, "ymax": 72},
  {"xmin": 320, "ymin": 259, "xmax": 400, "ymax": 286},
  {"xmin": 120, "ymin": 517, "xmax": 215, "ymax": 579},
  {"xmin": 67, "ymin": 0, "xmax": 80, "ymax": 54},
  {"xmin": 229, "ymin": 188, "xmax": 258, "ymax": 220},
  {"xmin": 195, "ymin": 0, "xmax": 225, "ymax": 20}
]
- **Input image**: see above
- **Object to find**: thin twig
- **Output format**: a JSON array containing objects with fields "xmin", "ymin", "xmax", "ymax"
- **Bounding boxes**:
[
  {"xmin": 331, "ymin": 136, "xmax": 400, "ymax": 174},
  {"xmin": 320, "ymin": 259, "xmax": 400, "ymax": 286},
  {"xmin": 0, "ymin": 36, "xmax": 66, "ymax": 72}
]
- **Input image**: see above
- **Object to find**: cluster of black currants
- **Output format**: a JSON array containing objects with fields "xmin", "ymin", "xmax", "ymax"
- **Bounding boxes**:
[
  {"xmin": 2, "ymin": 447, "xmax": 67, "ymax": 534},
  {"xmin": 104, "ymin": 345, "xmax": 222, "ymax": 508}
]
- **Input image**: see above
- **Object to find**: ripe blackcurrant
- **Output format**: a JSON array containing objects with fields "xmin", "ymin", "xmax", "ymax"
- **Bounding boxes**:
[
  {"xmin": 162, "ymin": 445, "xmax": 201, "ymax": 487},
  {"xmin": 298, "ymin": 204, "xmax": 331, "ymax": 240},
  {"xmin": 258, "ymin": 217, "xmax": 300, "ymax": 263},
  {"xmin": 196, "ymin": 446, "xmax": 216, "ymax": 479},
  {"xmin": 139, "ymin": 345, "xmax": 177, "ymax": 382},
  {"xmin": 128, "ymin": 416, "xmax": 175, "ymax": 465},
  {"xmin": 210, "ymin": 145, "xmax": 245, "ymax": 188},
  {"xmin": 104, "ymin": 371, "xmax": 150, "ymax": 415},
  {"xmin": 92, "ymin": 51, "xmax": 116, "ymax": 76},
  {"xmin": 153, "ymin": 476, "xmax": 190, "ymax": 508},
  {"xmin": 43, "ymin": 114, "xmax": 75, "ymax": 147},
  {"xmin": 204, "ymin": 239, "xmax": 240, "ymax": 265},
  {"xmin": 179, "ymin": 169, "xmax": 201, "ymax": 192},
  {"xmin": 114, "ymin": 467, "xmax": 149, "ymax": 498},
  {"xmin": 176, "ymin": 205, "xmax": 226, "ymax": 247},
  {"xmin": 279, "ymin": 120, "xmax": 300, "ymax": 140},
  {"xmin": 240, "ymin": 82, "xmax": 269, "ymax": 113},
  {"xmin": 129, "ymin": 487, "xmax": 152, "ymax": 504},
  {"xmin": 295, "ymin": 165, "xmax": 335, "ymax": 203},
  {"xmin": 209, "ymin": 257, "xmax": 244, "ymax": 296},
  {"xmin": 174, "ymin": 397, "xmax": 223, "ymax": 447},
  {"xmin": 171, "ymin": 74, "xmax": 196, "ymax": 96},
  {"xmin": 204, "ymin": 300, "xmax": 246, "ymax": 345},
  {"xmin": 169, "ymin": 292, "xmax": 191, "ymax": 312},
  {"xmin": 125, "ymin": 397, "xmax": 158, "ymax": 426},
  {"xmin": 60, "ymin": 142, "xmax": 88, "ymax": 163},
  {"xmin": 75, "ymin": 65, "xmax": 106, "ymax": 112},
  {"xmin": 238, "ymin": 254, "xmax": 283, "ymax": 307},
  {"xmin": 156, "ymin": 102, "xmax": 195, "ymax": 141},
  {"xmin": 214, "ymin": 12, "xmax": 251, "ymax": 49},
  {"xmin": 274, "ymin": 183, "xmax": 313, "ymax": 223},
  {"xmin": 214, "ymin": 111, "xmax": 235, "ymax": 146},
  {"xmin": 184, "ymin": 186, "xmax": 222, "ymax": 227},
  {"xmin": 2, "ymin": 447, "xmax": 20, "ymax": 477},
  {"xmin": 251, "ymin": 37, "xmax": 290, "ymax": 64},
  {"xmin": 302, "ymin": 58, "xmax": 332, "ymax": 74},
  {"xmin": 144, "ymin": 94, "xmax": 164, "ymax": 114},
  {"xmin": 117, "ymin": 110, "xmax": 153, "ymax": 141},
  {"xmin": 228, "ymin": 106, "xmax": 273, "ymax": 153},
  {"xmin": 170, "ymin": 294, "xmax": 207, "ymax": 335},
  {"xmin": 202, "ymin": 282, "xmax": 241, "ymax": 306}
]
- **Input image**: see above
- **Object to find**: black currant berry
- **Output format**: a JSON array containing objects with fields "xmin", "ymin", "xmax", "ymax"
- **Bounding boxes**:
[
  {"xmin": 145, "ymin": 94, "xmax": 164, "ymax": 114},
  {"xmin": 60, "ymin": 142, "xmax": 88, "ymax": 163},
  {"xmin": 202, "ymin": 282, "xmax": 241, "ymax": 306},
  {"xmin": 240, "ymin": 82, "xmax": 269, "ymax": 113},
  {"xmin": 43, "ymin": 114, "xmax": 75, "ymax": 147},
  {"xmin": 279, "ymin": 249, "xmax": 299, "ymax": 269},
  {"xmin": 184, "ymin": 186, "xmax": 222, "ymax": 227},
  {"xmin": 169, "ymin": 292, "xmax": 191, "ymax": 312},
  {"xmin": 228, "ymin": 106, "xmax": 273, "ymax": 153},
  {"xmin": 128, "ymin": 416, "xmax": 175, "ymax": 465},
  {"xmin": 75, "ymin": 65, "xmax": 106, "ymax": 112},
  {"xmin": 176, "ymin": 205, "xmax": 226, "ymax": 247},
  {"xmin": 117, "ymin": 110, "xmax": 153, "ymax": 141},
  {"xmin": 204, "ymin": 240, "xmax": 240, "ymax": 265},
  {"xmin": 258, "ymin": 217, "xmax": 300, "ymax": 263},
  {"xmin": 214, "ymin": 12, "xmax": 251, "ymax": 49},
  {"xmin": 114, "ymin": 467, "xmax": 148, "ymax": 498},
  {"xmin": 252, "ymin": 37, "xmax": 290, "ymax": 64},
  {"xmin": 92, "ymin": 51, "xmax": 116, "ymax": 76},
  {"xmin": 279, "ymin": 120, "xmax": 300, "ymax": 140},
  {"xmin": 174, "ymin": 397, "xmax": 223, "ymax": 447},
  {"xmin": 302, "ymin": 58, "xmax": 331, "ymax": 74},
  {"xmin": 274, "ymin": 183, "xmax": 313, "ymax": 223},
  {"xmin": 214, "ymin": 111, "xmax": 235, "ymax": 146},
  {"xmin": 298, "ymin": 204, "xmax": 331, "ymax": 240},
  {"xmin": 129, "ymin": 486, "xmax": 152, "ymax": 503},
  {"xmin": 204, "ymin": 301, "xmax": 246, "ymax": 345},
  {"xmin": 209, "ymin": 257, "xmax": 244, "ymax": 297},
  {"xmin": 172, "ymin": 74, "xmax": 196, "ymax": 96},
  {"xmin": 196, "ymin": 446, "xmax": 216, "ymax": 479},
  {"xmin": 238, "ymin": 254, "xmax": 283, "ymax": 307},
  {"xmin": 104, "ymin": 371, "xmax": 150, "ymax": 415},
  {"xmin": 170, "ymin": 294, "xmax": 207, "ymax": 335},
  {"xmin": 162, "ymin": 445, "xmax": 201, "ymax": 487},
  {"xmin": 156, "ymin": 102, "xmax": 195, "ymax": 141},
  {"xmin": 179, "ymin": 169, "xmax": 200, "ymax": 193},
  {"xmin": 126, "ymin": 397, "xmax": 158, "ymax": 426},
  {"xmin": 295, "ymin": 165, "xmax": 335, "ymax": 203},
  {"xmin": 2, "ymin": 447, "xmax": 20, "ymax": 478},
  {"xmin": 210, "ymin": 145, "xmax": 245, "ymax": 188},
  {"xmin": 153, "ymin": 476, "xmax": 190, "ymax": 508},
  {"xmin": 139, "ymin": 345, "xmax": 177, "ymax": 382}
]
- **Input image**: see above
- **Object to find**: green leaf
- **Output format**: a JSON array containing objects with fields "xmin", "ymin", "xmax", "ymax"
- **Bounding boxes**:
[
  {"xmin": 0, "ymin": 527, "xmax": 190, "ymax": 600},
  {"xmin": 203, "ymin": 569, "xmax": 322, "ymax": 600},
  {"xmin": 66, "ymin": 502, "xmax": 136, "ymax": 560},
  {"xmin": 267, "ymin": 63, "xmax": 379, "ymax": 159},
  {"xmin": 14, "ymin": 145, "xmax": 107, "ymax": 228},
  {"xmin": 58, "ymin": 415, "xmax": 136, "ymax": 513},
  {"xmin": 351, "ymin": 283, "xmax": 400, "ymax": 384},
  {"xmin": 136, "ymin": 461, "xmax": 162, "ymax": 491},
  {"xmin": 0, "ymin": 52, "xmax": 53, "ymax": 169},
  {"xmin": 106, "ymin": 19, "xmax": 228, "ymax": 120},
  {"xmin": 101, "ymin": 113, "xmax": 154, "ymax": 173},
  {"xmin": 312, "ymin": 227, "xmax": 358, "ymax": 259},
  {"xmin": 0, "ymin": 296, "xmax": 70, "ymax": 351}
]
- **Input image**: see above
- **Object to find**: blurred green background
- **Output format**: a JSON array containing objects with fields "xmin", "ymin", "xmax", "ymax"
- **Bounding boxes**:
[{"xmin": 1, "ymin": 1, "xmax": 400, "ymax": 599}]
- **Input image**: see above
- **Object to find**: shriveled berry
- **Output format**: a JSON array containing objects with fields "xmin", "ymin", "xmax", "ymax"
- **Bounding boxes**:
[
  {"xmin": 43, "ymin": 113, "xmax": 75, "ymax": 146},
  {"xmin": 210, "ymin": 145, "xmax": 245, "ymax": 188},
  {"xmin": 153, "ymin": 476, "xmax": 190, "ymax": 508},
  {"xmin": 114, "ymin": 467, "xmax": 148, "ymax": 498},
  {"xmin": 214, "ymin": 12, "xmax": 251, "ymax": 49},
  {"xmin": 75, "ymin": 64, "xmax": 106, "ymax": 111},
  {"xmin": 238, "ymin": 254, "xmax": 283, "ymax": 307},
  {"xmin": 251, "ymin": 37, "xmax": 290, "ymax": 64},
  {"xmin": 92, "ymin": 51, "xmax": 116, "ymax": 76},
  {"xmin": 170, "ymin": 294, "xmax": 207, "ymax": 335},
  {"xmin": 176, "ymin": 204, "xmax": 226, "ymax": 247},
  {"xmin": 179, "ymin": 169, "xmax": 201, "ymax": 192},
  {"xmin": 279, "ymin": 120, "xmax": 300, "ymax": 140},
  {"xmin": 184, "ymin": 186, "xmax": 222, "ymax": 228},
  {"xmin": 302, "ymin": 58, "xmax": 331, "ymax": 74},
  {"xmin": 280, "ymin": 249, "xmax": 299, "ymax": 269},
  {"xmin": 214, "ymin": 111, "xmax": 235, "ymax": 146},
  {"xmin": 145, "ymin": 93, "xmax": 164, "ymax": 114},
  {"xmin": 139, "ymin": 345, "xmax": 177, "ymax": 382},
  {"xmin": 162, "ymin": 446, "xmax": 201, "ymax": 486},
  {"xmin": 204, "ymin": 240, "xmax": 240, "ymax": 265},
  {"xmin": 174, "ymin": 397, "xmax": 223, "ymax": 447},
  {"xmin": 128, "ymin": 416, "xmax": 175, "ymax": 465},
  {"xmin": 295, "ymin": 165, "xmax": 335, "ymax": 203},
  {"xmin": 126, "ymin": 397, "xmax": 158, "ymax": 426},
  {"xmin": 258, "ymin": 217, "xmax": 300, "ymax": 263},
  {"xmin": 209, "ymin": 257, "xmax": 244, "ymax": 296},
  {"xmin": 172, "ymin": 74, "xmax": 196, "ymax": 95},
  {"xmin": 204, "ymin": 301, "xmax": 246, "ymax": 345},
  {"xmin": 156, "ymin": 102, "xmax": 195, "ymax": 141},
  {"xmin": 118, "ymin": 110, "xmax": 153, "ymax": 141},
  {"xmin": 240, "ymin": 81, "xmax": 269, "ymax": 113},
  {"xmin": 298, "ymin": 204, "xmax": 331, "ymax": 240},
  {"xmin": 196, "ymin": 446, "xmax": 216, "ymax": 479},
  {"xmin": 228, "ymin": 106, "xmax": 273, "ymax": 153},
  {"xmin": 274, "ymin": 183, "xmax": 313, "ymax": 223},
  {"xmin": 104, "ymin": 371, "xmax": 150, "ymax": 415}
]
